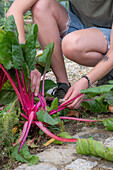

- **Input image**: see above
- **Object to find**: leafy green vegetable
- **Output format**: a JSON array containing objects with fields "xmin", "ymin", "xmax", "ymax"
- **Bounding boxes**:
[
  {"xmin": 12, "ymin": 144, "xmax": 39, "ymax": 165},
  {"xmin": 36, "ymin": 109, "xmax": 58, "ymax": 125},
  {"xmin": 76, "ymin": 138, "xmax": 113, "ymax": 161},
  {"xmin": 102, "ymin": 118, "xmax": 113, "ymax": 131}
]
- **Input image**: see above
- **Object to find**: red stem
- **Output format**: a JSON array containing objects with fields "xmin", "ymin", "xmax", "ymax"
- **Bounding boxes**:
[
  {"xmin": 15, "ymin": 69, "xmax": 28, "ymax": 112},
  {"xmin": 35, "ymin": 121, "xmax": 77, "ymax": 142},
  {"xmin": 60, "ymin": 116, "xmax": 99, "ymax": 122},
  {"xmin": 21, "ymin": 70, "xmax": 30, "ymax": 107},
  {"xmin": 0, "ymin": 64, "xmax": 23, "ymax": 106}
]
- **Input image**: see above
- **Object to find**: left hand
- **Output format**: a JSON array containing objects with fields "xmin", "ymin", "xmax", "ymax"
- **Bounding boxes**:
[{"xmin": 64, "ymin": 78, "xmax": 88, "ymax": 109}]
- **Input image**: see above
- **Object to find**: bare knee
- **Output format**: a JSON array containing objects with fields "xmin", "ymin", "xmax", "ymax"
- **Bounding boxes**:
[
  {"xmin": 62, "ymin": 32, "xmax": 83, "ymax": 60},
  {"xmin": 31, "ymin": 0, "xmax": 55, "ymax": 20}
]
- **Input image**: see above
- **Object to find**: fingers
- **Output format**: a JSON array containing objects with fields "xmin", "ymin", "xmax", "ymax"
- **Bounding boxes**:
[
  {"xmin": 30, "ymin": 69, "xmax": 41, "ymax": 96},
  {"xmin": 63, "ymin": 84, "xmax": 84, "ymax": 109}
]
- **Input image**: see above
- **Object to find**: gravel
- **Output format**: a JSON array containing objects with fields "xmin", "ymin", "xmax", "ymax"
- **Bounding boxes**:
[{"xmin": 45, "ymin": 57, "xmax": 93, "ymax": 85}]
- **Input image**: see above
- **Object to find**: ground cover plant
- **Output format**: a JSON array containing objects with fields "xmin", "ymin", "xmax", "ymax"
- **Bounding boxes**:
[{"xmin": 1, "ymin": 15, "xmax": 113, "ymax": 168}]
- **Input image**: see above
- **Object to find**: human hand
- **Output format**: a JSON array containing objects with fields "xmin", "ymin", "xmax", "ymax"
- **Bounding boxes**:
[
  {"xmin": 30, "ymin": 68, "xmax": 41, "ymax": 96},
  {"xmin": 63, "ymin": 78, "xmax": 88, "ymax": 109}
]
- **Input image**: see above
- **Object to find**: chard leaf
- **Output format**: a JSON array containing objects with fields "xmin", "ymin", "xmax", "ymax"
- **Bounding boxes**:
[
  {"xmin": 36, "ymin": 109, "xmax": 58, "ymax": 125},
  {"xmin": 104, "ymin": 90, "xmax": 113, "ymax": 106},
  {"xmin": 6, "ymin": 31, "xmax": 19, "ymax": 45},
  {"xmin": 103, "ymin": 118, "xmax": 113, "ymax": 131},
  {"xmin": 50, "ymin": 97, "xmax": 58, "ymax": 111},
  {"xmin": 76, "ymin": 138, "xmax": 113, "ymax": 162},
  {"xmin": 0, "ymin": 89, "xmax": 17, "ymax": 105},
  {"xmin": 12, "ymin": 45, "xmax": 24, "ymax": 69},
  {"xmin": 82, "ymin": 99, "xmax": 108, "ymax": 113},
  {"xmin": 24, "ymin": 23, "xmax": 38, "ymax": 71},
  {"xmin": 54, "ymin": 132, "xmax": 73, "ymax": 144},
  {"xmin": 81, "ymin": 85, "xmax": 113, "ymax": 97},
  {"xmin": 36, "ymin": 43, "xmax": 54, "ymax": 72},
  {"xmin": 0, "ymin": 34, "xmax": 13, "ymax": 69},
  {"xmin": 12, "ymin": 144, "xmax": 39, "ymax": 165},
  {"xmin": 39, "ymin": 79, "xmax": 57, "ymax": 93},
  {"xmin": 5, "ymin": 15, "xmax": 18, "ymax": 38}
]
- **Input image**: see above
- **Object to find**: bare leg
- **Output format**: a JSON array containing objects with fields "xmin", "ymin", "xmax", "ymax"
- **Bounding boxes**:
[
  {"xmin": 62, "ymin": 28, "xmax": 108, "ymax": 67},
  {"xmin": 32, "ymin": 0, "xmax": 70, "ymax": 85}
]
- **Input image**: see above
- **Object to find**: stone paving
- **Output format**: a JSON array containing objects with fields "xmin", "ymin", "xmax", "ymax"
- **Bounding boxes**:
[{"xmin": 15, "ymin": 127, "xmax": 113, "ymax": 170}]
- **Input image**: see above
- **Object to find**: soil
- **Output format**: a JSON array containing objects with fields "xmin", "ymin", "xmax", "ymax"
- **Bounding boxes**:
[{"xmin": 1, "ymin": 109, "xmax": 113, "ymax": 170}]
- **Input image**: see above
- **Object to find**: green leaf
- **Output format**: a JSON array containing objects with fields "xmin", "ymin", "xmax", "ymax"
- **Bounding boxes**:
[
  {"xmin": 24, "ymin": 23, "xmax": 38, "ymax": 71},
  {"xmin": 12, "ymin": 45, "xmax": 24, "ymax": 69},
  {"xmin": 36, "ymin": 43, "xmax": 54, "ymax": 72},
  {"xmin": 50, "ymin": 97, "xmax": 58, "ymax": 111},
  {"xmin": 39, "ymin": 79, "xmax": 57, "ymax": 93},
  {"xmin": 0, "ymin": 33, "xmax": 13, "ymax": 69},
  {"xmin": 81, "ymin": 85, "xmax": 113, "ymax": 97},
  {"xmin": 0, "ymin": 29, "xmax": 5, "ymax": 41},
  {"xmin": 36, "ymin": 109, "xmax": 58, "ymax": 125},
  {"xmin": 54, "ymin": 132, "xmax": 73, "ymax": 144},
  {"xmin": 82, "ymin": 99, "xmax": 108, "ymax": 113},
  {"xmin": 12, "ymin": 144, "xmax": 39, "ymax": 165},
  {"xmin": 0, "ymin": 89, "xmax": 17, "ymax": 105},
  {"xmin": 76, "ymin": 138, "xmax": 113, "ymax": 162},
  {"xmin": 5, "ymin": 15, "xmax": 18, "ymax": 38},
  {"xmin": 104, "ymin": 90, "xmax": 113, "ymax": 106},
  {"xmin": 103, "ymin": 118, "xmax": 113, "ymax": 131}
]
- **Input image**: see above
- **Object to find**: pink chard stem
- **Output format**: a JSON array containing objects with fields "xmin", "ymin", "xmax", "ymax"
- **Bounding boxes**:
[
  {"xmin": 0, "ymin": 64, "xmax": 24, "ymax": 106},
  {"xmin": 35, "ymin": 121, "xmax": 77, "ymax": 142}
]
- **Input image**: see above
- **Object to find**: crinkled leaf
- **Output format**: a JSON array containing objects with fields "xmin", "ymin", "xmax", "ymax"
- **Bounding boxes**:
[
  {"xmin": 81, "ymin": 85, "xmax": 113, "ymax": 97},
  {"xmin": 0, "ymin": 34, "xmax": 13, "ymax": 69},
  {"xmin": 12, "ymin": 44, "xmax": 24, "ymax": 69},
  {"xmin": 6, "ymin": 31, "xmax": 19, "ymax": 45},
  {"xmin": 76, "ymin": 138, "xmax": 113, "ymax": 161},
  {"xmin": 103, "ymin": 118, "xmax": 113, "ymax": 131},
  {"xmin": 36, "ymin": 109, "xmax": 58, "ymax": 125},
  {"xmin": 24, "ymin": 24, "xmax": 38, "ymax": 71},
  {"xmin": 12, "ymin": 144, "xmax": 39, "ymax": 165},
  {"xmin": 5, "ymin": 15, "xmax": 18, "ymax": 38}
]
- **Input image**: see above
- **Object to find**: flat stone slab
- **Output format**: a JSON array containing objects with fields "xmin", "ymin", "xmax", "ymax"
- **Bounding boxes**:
[{"xmin": 15, "ymin": 127, "xmax": 113, "ymax": 170}]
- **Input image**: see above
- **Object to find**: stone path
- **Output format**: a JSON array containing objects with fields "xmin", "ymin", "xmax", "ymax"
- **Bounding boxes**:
[{"xmin": 15, "ymin": 127, "xmax": 113, "ymax": 170}]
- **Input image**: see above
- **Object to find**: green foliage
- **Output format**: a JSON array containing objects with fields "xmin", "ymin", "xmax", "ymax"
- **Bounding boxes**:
[
  {"xmin": 54, "ymin": 132, "xmax": 73, "ymax": 144},
  {"xmin": 81, "ymin": 84, "xmax": 113, "ymax": 113},
  {"xmin": 0, "ymin": 100, "xmax": 20, "ymax": 160},
  {"xmin": 12, "ymin": 144, "xmax": 39, "ymax": 165},
  {"xmin": 36, "ymin": 109, "xmax": 58, "ymax": 125},
  {"xmin": 102, "ymin": 118, "xmax": 113, "ymax": 131},
  {"xmin": 76, "ymin": 138, "xmax": 113, "ymax": 161}
]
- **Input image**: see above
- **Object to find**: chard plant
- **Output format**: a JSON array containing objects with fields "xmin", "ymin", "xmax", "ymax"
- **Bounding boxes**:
[{"xmin": 1, "ymin": 15, "xmax": 113, "ymax": 165}]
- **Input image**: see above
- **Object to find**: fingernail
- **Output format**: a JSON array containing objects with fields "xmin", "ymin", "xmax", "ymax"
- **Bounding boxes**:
[{"xmin": 35, "ymin": 93, "xmax": 38, "ymax": 96}]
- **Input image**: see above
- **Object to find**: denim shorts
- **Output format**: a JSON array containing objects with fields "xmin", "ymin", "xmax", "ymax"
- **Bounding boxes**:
[{"xmin": 63, "ymin": 9, "xmax": 111, "ymax": 51}]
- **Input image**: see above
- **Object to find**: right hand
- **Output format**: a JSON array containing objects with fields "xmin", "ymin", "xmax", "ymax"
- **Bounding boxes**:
[{"xmin": 30, "ymin": 68, "xmax": 41, "ymax": 96}]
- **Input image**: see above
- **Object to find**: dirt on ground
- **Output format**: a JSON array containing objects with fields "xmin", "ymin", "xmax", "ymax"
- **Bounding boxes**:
[{"xmin": 1, "ymin": 109, "xmax": 113, "ymax": 170}]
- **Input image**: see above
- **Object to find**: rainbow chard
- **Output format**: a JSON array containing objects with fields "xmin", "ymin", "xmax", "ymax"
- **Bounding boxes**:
[{"xmin": 0, "ymin": 15, "xmax": 79, "ymax": 152}]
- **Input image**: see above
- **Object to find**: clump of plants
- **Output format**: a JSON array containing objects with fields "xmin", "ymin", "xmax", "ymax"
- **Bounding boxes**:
[{"xmin": 1, "ymin": 15, "xmax": 113, "ymax": 168}]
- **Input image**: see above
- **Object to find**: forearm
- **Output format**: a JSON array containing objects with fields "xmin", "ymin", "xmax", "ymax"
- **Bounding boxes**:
[
  {"xmin": 86, "ymin": 51, "xmax": 113, "ymax": 85},
  {"xmin": 6, "ymin": 0, "xmax": 37, "ymax": 43}
]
